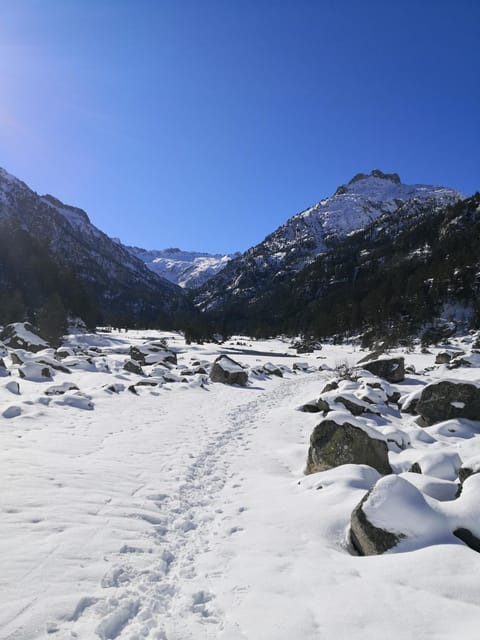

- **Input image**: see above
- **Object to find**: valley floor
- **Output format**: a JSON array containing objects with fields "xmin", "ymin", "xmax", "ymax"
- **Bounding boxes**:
[{"xmin": 1, "ymin": 332, "xmax": 480, "ymax": 639}]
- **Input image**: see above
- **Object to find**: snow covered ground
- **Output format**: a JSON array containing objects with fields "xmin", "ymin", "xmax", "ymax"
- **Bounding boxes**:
[{"xmin": 1, "ymin": 331, "xmax": 480, "ymax": 640}]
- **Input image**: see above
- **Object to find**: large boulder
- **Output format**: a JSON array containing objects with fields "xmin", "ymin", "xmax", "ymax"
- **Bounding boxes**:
[
  {"xmin": 350, "ymin": 475, "xmax": 444, "ymax": 555},
  {"xmin": 361, "ymin": 357, "xmax": 405, "ymax": 383},
  {"xmin": 210, "ymin": 355, "xmax": 248, "ymax": 386},
  {"xmin": 0, "ymin": 323, "xmax": 48, "ymax": 352},
  {"xmin": 416, "ymin": 380, "xmax": 480, "ymax": 426},
  {"xmin": 305, "ymin": 418, "xmax": 392, "ymax": 475}
]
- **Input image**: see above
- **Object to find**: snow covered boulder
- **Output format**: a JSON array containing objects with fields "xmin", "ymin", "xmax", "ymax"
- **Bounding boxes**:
[
  {"xmin": 263, "ymin": 362, "xmax": 283, "ymax": 377},
  {"xmin": 210, "ymin": 355, "xmax": 248, "ymax": 386},
  {"xmin": 435, "ymin": 351, "xmax": 456, "ymax": 364},
  {"xmin": 18, "ymin": 362, "xmax": 52, "ymax": 381},
  {"xmin": 334, "ymin": 394, "xmax": 378, "ymax": 417},
  {"xmin": 305, "ymin": 417, "xmax": 392, "ymax": 475},
  {"xmin": 0, "ymin": 322, "xmax": 48, "ymax": 352},
  {"xmin": 350, "ymin": 475, "xmax": 446, "ymax": 555},
  {"xmin": 408, "ymin": 451, "xmax": 462, "ymax": 481},
  {"xmin": 360, "ymin": 357, "xmax": 405, "ymax": 383},
  {"xmin": 416, "ymin": 380, "xmax": 480, "ymax": 426},
  {"xmin": 130, "ymin": 344, "xmax": 177, "ymax": 366}
]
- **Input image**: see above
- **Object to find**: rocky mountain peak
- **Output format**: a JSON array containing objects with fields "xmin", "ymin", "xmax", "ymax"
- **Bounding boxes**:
[{"xmin": 348, "ymin": 169, "xmax": 401, "ymax": 185}]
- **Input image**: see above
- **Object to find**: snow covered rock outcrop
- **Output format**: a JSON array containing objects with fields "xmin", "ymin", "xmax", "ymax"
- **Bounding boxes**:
[
  {"xmin": 210, "ymin": 355, "xmax": 248, "ymax": 386},
  {"xmin": 0, "ymin": 323, "xmax": 48, "ymax": 353},
  {"xmin": 305, "ymin": 417, "xmax": 392, "ymax": 475}
]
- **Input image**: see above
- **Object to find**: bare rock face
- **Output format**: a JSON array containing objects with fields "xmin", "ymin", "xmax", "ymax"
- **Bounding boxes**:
[
  {"xmin": 416, "ymin": 380, "xmax": 480, "ymax": 425},
  {"xmin": 210, "ymin": 355, "xmax": 248, "ymax": 386},
  {"xmin": 361, "ymin": 357, "xmax": 405, "ymax": 383},
  {"xmin": 305, "ymin": 418, "xmax": 392, "ymax": 475}
]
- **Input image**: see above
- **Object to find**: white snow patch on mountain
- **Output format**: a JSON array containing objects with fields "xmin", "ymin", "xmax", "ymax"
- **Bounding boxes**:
[{"xmin": 267, "ymin": 169, "xmax": 463, "ymax": 258}]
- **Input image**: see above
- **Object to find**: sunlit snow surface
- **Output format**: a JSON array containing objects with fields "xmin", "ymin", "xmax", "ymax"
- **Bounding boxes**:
[{"xmin": 1, "ymin": 331, "xmax": 480, "ymax": 640}]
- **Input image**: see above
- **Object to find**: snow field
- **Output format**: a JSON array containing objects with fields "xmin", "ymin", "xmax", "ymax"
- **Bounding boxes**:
[{"xmin": 1, "ymin": 332, "xmax": 480, "ymax": 639}]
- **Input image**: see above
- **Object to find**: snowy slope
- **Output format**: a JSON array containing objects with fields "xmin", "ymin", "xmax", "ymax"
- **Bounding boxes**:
[
  {"xmin": 1, "ymin": 330, "xmax": 480, "ymax": 639},
  {"xmin": 195, "ymin": 170, "xmax": 462, "ymax": 310},
  {"xmin": 124, "ymin": 246, "xmax": 238, "ymax": 289}
]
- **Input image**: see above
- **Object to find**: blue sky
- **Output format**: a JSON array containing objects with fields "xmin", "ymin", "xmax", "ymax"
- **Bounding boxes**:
[{"xmin": 1, "ymin": 1, "xmax": 479, "ymax": 253}]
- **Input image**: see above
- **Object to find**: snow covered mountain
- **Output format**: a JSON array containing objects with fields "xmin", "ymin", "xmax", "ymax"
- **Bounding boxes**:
[
  {"xmin": 194, "ymin": 169, "xmax": 462, "ymax": 311},
  {"xmin": 0, "ymin": 167, "xmax": 191, "ymax": 326},
  {"xmin": 124, "ymin": 246, "xmax": 238, "ymax": 289}
]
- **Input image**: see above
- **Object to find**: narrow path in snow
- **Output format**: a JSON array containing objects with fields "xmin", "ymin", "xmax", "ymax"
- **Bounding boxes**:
[{"xmin": 46, "ymin": 372, "xmax": 321, "ymax": 640}]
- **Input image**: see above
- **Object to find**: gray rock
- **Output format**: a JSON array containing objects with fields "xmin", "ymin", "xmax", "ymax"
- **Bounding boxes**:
[
  {"xmin": 459, "ymin": 466, "xmax": 478, "ymax": 483},
  {"xmin": 453, "ymin": 527, "xmax": 480, "ymax": 553},
  {"xmin": 334, "ymin": 395, "xmax": 377, "ymax": 417},
  {"xmin": 210, "ymin": 355, "xmax": 248, "ymax": 386},
  {"xmin": 350, "ymin": 491, "xmax": 403, "ymax": 555},
  {"xmin": 298, "ymin": 400, "xmax": 322, "ymax": 413},
  {"xmin": 361, "ymin": 357, "xmax": 405, "ymax": 383},
  {"xmin": 123, "ymin": 359, "xmax": 144, "ymax": 375},
  {"xmin": 435, "ymin": 351, "xmax": 454, "ymax": 364},
  {"xmin": 416, "ymin": 380, "xmax": 480, "ymax": 426},
  {"xmin": 305, "ymin": 419, "xmax": 392, "ymax": 475},
  {"xmin": 320, "ymin": 380, "xmax": 339, "ymax": 394},
  {"xmin": 263, "ymin": 362, "xmax": 283, "ymax": 377}
]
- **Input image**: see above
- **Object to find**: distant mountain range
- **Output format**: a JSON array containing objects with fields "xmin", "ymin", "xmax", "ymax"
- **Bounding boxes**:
[
  {"xmin": 1, "ymin": 165, "xmax": 477, "ymax": 344},
  {"xmin": 122, "ymin": 245, "xmax": 239, "ymax": 289}
]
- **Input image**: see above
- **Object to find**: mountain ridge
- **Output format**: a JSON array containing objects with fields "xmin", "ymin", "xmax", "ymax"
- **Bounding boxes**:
[
  {"xmin": 0, "ymin": 167, "xmax": 192, "ymax": 328},
  {"xmin": 194, "ymin": 169, "xmax": 463, "ymax": 313}
]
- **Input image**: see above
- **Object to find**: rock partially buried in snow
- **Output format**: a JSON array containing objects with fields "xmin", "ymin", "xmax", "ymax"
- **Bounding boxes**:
[
  {"xmin": 350, "ymin": 475, "xmax": 445, "ymax": 555},
  {"xmin": 305, "ymin": 417, "xmax": 392, "ymax": 475},
  {"xmin": 408, "ymin": 450, "xmax": 462, "ymax": 481},
  {"xmin": 416, "ymin": 380, "xmax": 480, "ymax": 425},
  {"xmin": 18, "ymin": 362, "xmax": 52, "ymax": 381},
  {"xmin": 360, "ymin": 357, "xmax": 405, "ymax": 383},
  {"xmin": 45, "ymin": 382, "xmax": 80, "ymax": 396},
  {"xmin": 210, "ymin": 355, "xmax": 248, "ymax": 386},
  {"xmin": 0, "ymin": 357, "xmax": 10, "ymax": 376},
  {"xmin": 0, "ymin": 322, "xmax": 48, "ymax": 352}
]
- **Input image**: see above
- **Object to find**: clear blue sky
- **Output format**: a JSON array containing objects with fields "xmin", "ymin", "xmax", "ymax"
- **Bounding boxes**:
[{"xmin": 1, "ymin": 0, "xmax": 479, "ymax": 253}]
